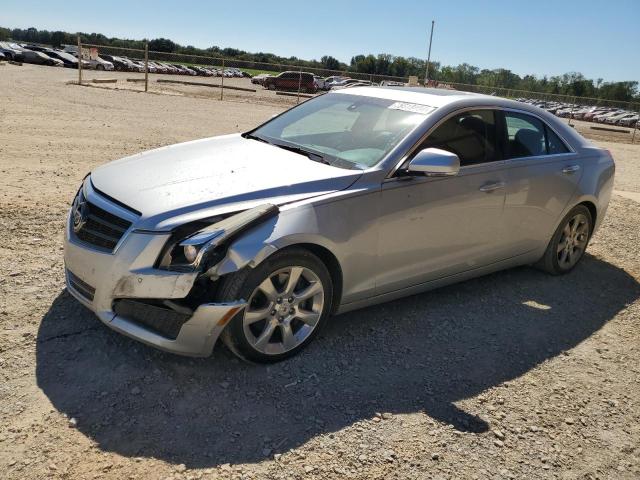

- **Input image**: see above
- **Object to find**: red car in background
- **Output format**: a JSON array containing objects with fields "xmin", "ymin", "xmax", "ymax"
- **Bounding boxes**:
[{"xmin": 263, "ymin": 71, "xmax": 317, "ymax": 93}]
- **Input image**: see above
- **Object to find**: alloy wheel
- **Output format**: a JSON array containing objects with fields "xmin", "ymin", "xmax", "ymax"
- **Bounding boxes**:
[
  {"xmin": 557, "ymin": 213, "xmax": 589, "ymax": 269},
  {"xmin": 243, "ymin": 266, "xmax": 324, "ymax": 355}
]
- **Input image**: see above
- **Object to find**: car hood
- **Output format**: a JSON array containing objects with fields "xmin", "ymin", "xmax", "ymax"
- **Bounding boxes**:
[{"xmin": 90, "ymin": 133, "xmax": 362, "ymax": 231}]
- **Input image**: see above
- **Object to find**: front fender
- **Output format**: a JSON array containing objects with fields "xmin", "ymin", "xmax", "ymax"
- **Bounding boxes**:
[
  {"xmin": 213, "ymin": 205, "xmax": 339, "ymax": 276},
  {"xmin": 210, "ymin": 188, "xmax": 381, "ymax": 305}
]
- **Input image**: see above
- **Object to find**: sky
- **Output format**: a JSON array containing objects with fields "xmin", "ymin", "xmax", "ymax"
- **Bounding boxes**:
[{"xmin": 3, "ymin": 0, "xmax": 639, "ymax": 83}]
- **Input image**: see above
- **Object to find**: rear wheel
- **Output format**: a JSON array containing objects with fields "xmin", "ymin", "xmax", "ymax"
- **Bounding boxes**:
[
  {"xmin": 536, "ymin": 205, "xmax": 592, "ymax": 275},
  {"xmin": 217, "ymin": 248, "xmax": 333, "ymax": 363},
  {"xmin": 96, "ymin": 64, "xmax": 104, "ymax": 71}
]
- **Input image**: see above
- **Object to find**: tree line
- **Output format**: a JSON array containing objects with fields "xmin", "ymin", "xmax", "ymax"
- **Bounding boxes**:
[{"xmin": 2, "ymin": 26, "xmax": 638, "ymax": 102}]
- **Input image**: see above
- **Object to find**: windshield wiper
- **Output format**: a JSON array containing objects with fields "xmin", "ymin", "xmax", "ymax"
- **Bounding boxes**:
[{"xmin": 271, "ymin": 142, "xmax": 331, "ymax": 165}]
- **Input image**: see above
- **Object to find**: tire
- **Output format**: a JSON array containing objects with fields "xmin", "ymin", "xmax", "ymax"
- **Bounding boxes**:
[
  {"xmin": 268, "ymin": 83, "xmax": 276, "ymax": 91},
  {"xmin": 536, "ymin": 205, "xmax": 592, "ymax": 275},
  {"xmin": 96, "ymin": 64, "xmax": 104, "ymax": 71},
  {"xmin": 216, "ymin": 247, "xmax": 333, "ymax": 363}
]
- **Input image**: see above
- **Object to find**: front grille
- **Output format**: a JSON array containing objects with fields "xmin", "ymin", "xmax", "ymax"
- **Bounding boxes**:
[
  {"xmin": 67, "ymin": 269, "xmax": 96, "ymax": 302},
  {"xmin": 113, "ymin": 299, "xmax": 191, "ymax": 340},
  {"xmin": 74, "ymin": 201, "xmax": 132, "ymax": 252}
]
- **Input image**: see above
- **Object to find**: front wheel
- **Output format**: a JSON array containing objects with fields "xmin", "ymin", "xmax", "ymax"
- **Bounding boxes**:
[
  {"xmin": 217, "ymin": 248, "xmax": 333, "ymax": 363},
  {"xmin": 536, "ymin": 205, "xmax": 592, "ymax": 275}
]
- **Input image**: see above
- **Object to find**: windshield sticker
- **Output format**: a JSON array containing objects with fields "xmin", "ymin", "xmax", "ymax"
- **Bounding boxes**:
[{"xmin": 388, "ymin": 102, "xmax": 434, "ymax": 115}]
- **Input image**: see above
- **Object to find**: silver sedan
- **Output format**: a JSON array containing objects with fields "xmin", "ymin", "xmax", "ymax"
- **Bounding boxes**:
[{"xmin": 63, "ymin": 87, "xmax": 615, "ymax": 362}]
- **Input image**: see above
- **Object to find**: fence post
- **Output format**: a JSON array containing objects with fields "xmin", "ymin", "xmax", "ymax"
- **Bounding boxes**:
[
  {"xmin": 144, "ymin": 42, "xmax": 149, "ymax": 92},
  {"xmin": 632, "ymin": 117, "xmax": 638, "ymax": 144},
  {"xmin": 297, "ymin": 68, "xmax": 303, "ymax": 104},
  {"xmin": 568, "ymin": 96, "xmax": 577, "ymax": 127},
  {"xmin": 77, "ymin": 35, "xmax": 82, "ymax": 85},
  {"xmin": 220, "ymin": 58, "xmax": 225, "ymax": 101}
]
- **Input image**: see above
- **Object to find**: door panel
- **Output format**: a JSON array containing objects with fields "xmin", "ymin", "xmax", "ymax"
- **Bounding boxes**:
[
  {"xmin": 498, "ymin": 110, "xmax": 583, "ymax": 256},
  {"xmin": 376, "ymin": 163, "xmax": 507, "ymax": 294},
  {"xmin": 502, "ymin": 154, "xmax": 583, "ymax": 256}
]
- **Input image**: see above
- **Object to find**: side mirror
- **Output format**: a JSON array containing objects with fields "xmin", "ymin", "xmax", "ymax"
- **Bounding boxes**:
[{"xmin": 407, "ymin": 148, "xmax": 460, "ymax": 176}]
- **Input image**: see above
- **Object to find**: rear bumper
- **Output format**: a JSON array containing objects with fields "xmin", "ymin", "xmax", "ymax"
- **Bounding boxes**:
[{"xmin": 63, "ymin": 185, "xmax": 246, "ymax": 357}]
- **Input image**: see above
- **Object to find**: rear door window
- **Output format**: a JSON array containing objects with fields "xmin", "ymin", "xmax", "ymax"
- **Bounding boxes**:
[
  {"xmin": 545, "ymin": 126, "xmax": 570, "ymax": 155},
  {"xmin": 503, "ymin": 112, "xmax": 570, "ymax": 158},
  {"xmin": 503, "ymin": 112, "xmax": 546, "ymax": 158}
]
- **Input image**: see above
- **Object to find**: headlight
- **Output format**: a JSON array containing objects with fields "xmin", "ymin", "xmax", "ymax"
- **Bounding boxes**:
[{"xmin": 157, "ymin": 203, "xmax": 278, "ymax": 272}]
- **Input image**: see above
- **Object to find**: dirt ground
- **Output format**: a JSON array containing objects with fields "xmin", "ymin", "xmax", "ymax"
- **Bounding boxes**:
[{"xmin": 1, "ymin": 63, "xmax": 639, "ymax": 480}]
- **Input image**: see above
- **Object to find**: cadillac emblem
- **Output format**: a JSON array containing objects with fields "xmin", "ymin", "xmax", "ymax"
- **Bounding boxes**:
[{"xmin": 71, "ymin": 194, "xmax": 88, "ymax": 233}]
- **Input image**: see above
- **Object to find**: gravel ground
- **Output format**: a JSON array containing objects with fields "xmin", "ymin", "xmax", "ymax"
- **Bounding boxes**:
[{"xmin": 1, "ymin": 64, "xmax": 640, "ymax": 480}]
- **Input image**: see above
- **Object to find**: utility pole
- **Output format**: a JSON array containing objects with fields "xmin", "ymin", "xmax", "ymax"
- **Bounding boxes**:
[{"xmin": 425, "ymin": 20, "xmax": 435, "ymax": 87}]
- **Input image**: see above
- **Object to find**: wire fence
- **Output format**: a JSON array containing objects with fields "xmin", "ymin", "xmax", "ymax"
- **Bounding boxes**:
[
  {"xmin": 72, "ymin": 38, "xmax": 639, "ymax": 142},
  {"xmin": 441, "ymin": 82, "xmax": 640, "ymax": 112},
  {"xmin": 76, "ymin": 41, "xmax": 411, "ymax": 105}
]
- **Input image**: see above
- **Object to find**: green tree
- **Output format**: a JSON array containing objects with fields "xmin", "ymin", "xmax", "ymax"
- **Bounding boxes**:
[
  {"xmin": 320, "ymin": 55, "xmax": 340, "ymax": 70},
  {"xmin": 149, "ymin": 38, "xmax": 176, "ymax": 52}
]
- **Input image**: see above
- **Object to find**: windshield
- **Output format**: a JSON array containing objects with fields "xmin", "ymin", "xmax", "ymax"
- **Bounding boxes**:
[{"xmin": 249, "ymin": 93, "xmax": 434, "ymax": 169}]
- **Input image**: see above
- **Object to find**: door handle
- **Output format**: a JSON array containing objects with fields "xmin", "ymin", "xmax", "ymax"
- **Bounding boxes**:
[
  {"xmin": 479, "ymin": 181, "xmax": 505, "ymax": 193},
  {"xmin": 562, "ymin": 164, "xmax": 581, "ymax": 174}
]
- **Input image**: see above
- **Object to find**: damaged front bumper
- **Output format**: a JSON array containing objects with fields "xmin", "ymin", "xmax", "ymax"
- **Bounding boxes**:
[{"xmin": 63, "ymin": 196, "xmax": 246, "ymax": 357}]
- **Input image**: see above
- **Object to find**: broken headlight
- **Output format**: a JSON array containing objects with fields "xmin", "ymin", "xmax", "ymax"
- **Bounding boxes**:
[{"xmin": 157, "ymin": 204, "xmax": 278, "ymax": 272}]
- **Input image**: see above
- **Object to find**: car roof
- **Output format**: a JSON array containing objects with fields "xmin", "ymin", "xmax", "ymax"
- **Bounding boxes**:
[
  {"xmin": 331, "ymin": 86, "xmax": 593, "ymax": 149},
  {"xmin": 333, "ymin": 86, "xmax": 490, "ymax": 107}
]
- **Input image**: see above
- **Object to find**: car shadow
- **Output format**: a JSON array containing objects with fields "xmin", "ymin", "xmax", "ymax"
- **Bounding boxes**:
[{"xmin": 36, "ymin": 254, "xmax": 640, "ymax": 468}]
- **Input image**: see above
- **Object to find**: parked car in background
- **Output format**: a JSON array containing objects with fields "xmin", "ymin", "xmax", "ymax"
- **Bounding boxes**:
[
  {"xmin": 177, "ymin": 64, "xmax": 198, "ymax": 75},
  {"xmin": 0, "ymin": 41, "xmax": 25, "ymax": 61},
  {"xmin": 49, "ymin": 49, "xmax": 89, "ymax": 68},
  {"xmin": 21, "ymin": 49, "xmax": 63, "ymax": 67},
  {"xmin": 594, "ymin": 110, "xmax": 624, "ymax": 123},
  {"xmin": 329, "ymin": 78, "xmax": 365, "ymax": 89},
  {"xmin": 0, "ymin": 51, "xmax": 6, "ymax": 61},
  {"xmin": 190, "ymin": 65, "xmax": 213, "ymax": 76},
  {"xmin": 331, "ymin": 79, "xmax": 373, "ymax": 90},
  {"xmin": 313, "ymin": 75, "xmax": 326, "ymax": 90},
  {"xmin": 583, "ymin": 109, "xmax": 611, "ymax": 121},
  {"xmin": 86, "ymin": 56, "xmax": 114, "ymax": 71},
  {"xmin": 98, "ymin": 54, "xmax": 138, "ymax": 72},
  {"xmin": 148, "ymin": 61, "xmax": 169, "ymax": 74},
  {"xmin": 324, "ymin": 76, "xmax": 349, "ymax": 89},
  {"xmin": 619, "ymin": 114, "xmax": 639, "ymax": 127},
  {"xmin": 380, "ymin": 80, "xmax": 405, "ymax": 87},
  {"xmin": 122, "ymin": 58, "xmax": 155, "ymax": 73},
  {"xmin": 263, "ymin": 71, "xmax": 317, "ymax": 93},
  {"xmin": 63, "ymin": 87, "xmax": 614, "ymax": 362},
  {"xmin": 24, "ymin": 45, "xmax": 81, "ymax": 68},
  {"xmin": 227, "ymin": 67, "xmax": 245, "ymax": 77},
  {"xmin": 157, "ymin": 62, "xmax": 179, "ymax": 74},
  {"xmin": 604, "ymin": 112, "xmax": 637, "ymax": 125},
  {"xmin": 251, "ymin": 73, "xmax": 273, "ymax": 85}
]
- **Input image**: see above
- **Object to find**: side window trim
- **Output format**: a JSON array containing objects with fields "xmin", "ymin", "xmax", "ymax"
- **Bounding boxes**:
[
  {"xmin": 388, "ymin": 106, "xmax": 575, "ymax": 179},
  {"xmin": 501, "ymin": 110, "xmax": 573, "ymax": 161}
]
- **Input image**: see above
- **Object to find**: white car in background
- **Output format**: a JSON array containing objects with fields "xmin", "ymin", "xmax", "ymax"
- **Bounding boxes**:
[
  {"xmin": 85, "ymin": 56, "xmax": 114, "ymax": 71},
  {"xmin": 324, "ymin": 76, "xmax": 350, "ymax": 90}
]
